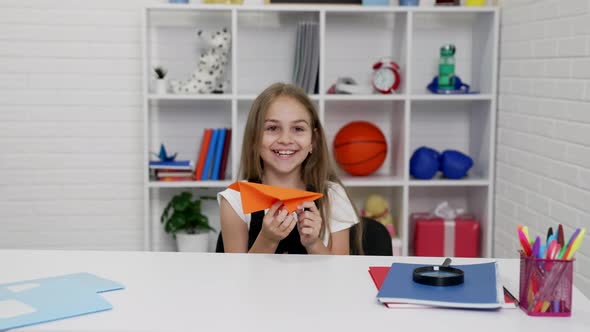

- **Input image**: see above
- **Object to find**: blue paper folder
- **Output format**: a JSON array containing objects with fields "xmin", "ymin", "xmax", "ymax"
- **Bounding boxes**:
[
  {"xmin": 0, "ymin": 273, "xmax": 124, "ymax": 331},
  {"xmin": 376, "ymin": 262, "xmax": 501, "ymax": 309}
]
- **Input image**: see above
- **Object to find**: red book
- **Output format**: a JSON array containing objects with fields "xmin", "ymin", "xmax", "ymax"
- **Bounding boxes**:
[
  {"xmin": 218, "ymin": 128, "xmax": 231, "ymax": 180},
  {"xmin": 368, "ymin": 266, "xmax": 425, "ymax": 309},
  {"xmin": 159, "ymin": 176, "xmax": 195, "ymax": 182},
  {"xmin": 368, "ymin": 266, "xmax": 390, "ymax": 289},
  {"xmin": 195, "ymin": 128, "xmax": 213, "ymax": 180}
]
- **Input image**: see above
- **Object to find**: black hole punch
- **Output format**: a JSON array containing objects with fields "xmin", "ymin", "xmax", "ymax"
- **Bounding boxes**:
[{"xmin": 412, "ymin": 258, "xmax": 464, "ymax": 287}]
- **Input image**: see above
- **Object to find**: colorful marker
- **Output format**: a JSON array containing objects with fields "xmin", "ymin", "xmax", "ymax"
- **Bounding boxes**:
[
  {"xmin": 559, "ymin": 228, "xmax": 580, "ymax": 259},
  {"xmin": 523, "ymin": 226, "xmax": 531, "ymax": 244},
  {"xmin": 557, "ymin": 224, "xmax": 564, "ymax": 247},
  {"xmin": 518, "ymin": 228, "xmax": 532, "ymax": 256},
  {"xmin": 531, "ymin": 236, "xmax": 541, "ymax": 259},
  {"xmin": 565, "ymin": 228, "xmax": 586, "ymax": 260}
]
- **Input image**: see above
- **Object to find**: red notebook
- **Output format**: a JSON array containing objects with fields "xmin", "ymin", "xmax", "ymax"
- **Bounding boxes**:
[
  {"xmin": 368, "ymin": 266, "xmax": 517, "ymax": 309},
  {"xmin": 195, "ymin": 128, "xmax": 213, "ymax": 180}
]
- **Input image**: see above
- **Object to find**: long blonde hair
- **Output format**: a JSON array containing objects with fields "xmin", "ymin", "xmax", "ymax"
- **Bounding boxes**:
[{"xmin": 238, "ymin": 82, "xmax": 363, "ymax": 254}]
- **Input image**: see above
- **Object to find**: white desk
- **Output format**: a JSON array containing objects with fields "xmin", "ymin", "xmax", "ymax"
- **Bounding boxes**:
[{"xmin": 1, "ymin": 250, "xmax": 589, "ymax": 332}]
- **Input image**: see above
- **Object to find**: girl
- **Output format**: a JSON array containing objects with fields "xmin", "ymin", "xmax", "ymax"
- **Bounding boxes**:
[{"xmin": 218, "ymin": 83, "xmax": 363, "ymax": 255}]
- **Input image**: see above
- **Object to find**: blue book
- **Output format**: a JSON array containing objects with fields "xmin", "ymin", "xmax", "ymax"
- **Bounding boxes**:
[
  {"xmin": 149, "ymin": 160, "xmax": 192, "ymax": 170},
  {"xmin": 211, "ymin": 128, "xmax": 227, "ymax": 180},
  {"xmin": 201, "ymin": 129, "xmax": 219, "ymax": 180},
  {"xmin": 0, "ymin": 273, "xmax": 124, "ymax": 331},
  {"xmin": 376, "ymin": 262, "xmax": 502, "ymax": 309}
]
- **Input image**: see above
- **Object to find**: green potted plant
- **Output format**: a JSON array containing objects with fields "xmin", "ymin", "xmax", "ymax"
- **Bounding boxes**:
[{"xmin": 160, "ymin": 192, "xmax": 216, "ymax": 252}]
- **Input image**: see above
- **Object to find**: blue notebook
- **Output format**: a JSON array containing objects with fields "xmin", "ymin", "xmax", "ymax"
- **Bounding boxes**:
[
  {"xmin": 201, "ymin": 128, "xmax": 220, "ymax": 180},
  {"xmin": 0, "ymin": 273, "xmax": 124, "ymax": 331},
  {"xmin": 149, "ymin": 160, "xmax": 192, "ymax": 169},
  {"xmin": 211, "ymin": 128, "xmax": 226, "ymax": 180},
  {"xmin": 376, "ymin": 262, "xmax": 502, "ymax": 309}
]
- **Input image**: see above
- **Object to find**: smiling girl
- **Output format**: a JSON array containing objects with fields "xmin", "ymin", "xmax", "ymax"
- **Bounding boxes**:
[{"xmin": 217, "ymin": 83, "xmax": 363, "ymax": 255}]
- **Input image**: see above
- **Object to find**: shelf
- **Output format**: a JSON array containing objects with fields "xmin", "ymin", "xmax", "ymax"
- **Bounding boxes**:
[
  {"xmin": 325, "ymin": 99, "xmax": 406, "ymax": 179},
  {"xmin": 341, "ymin": 175, "xmax": 404, "ymax": 187},
  {"xmin": 324, "ymin": 94, "xmax": 406, "ymax": 101},
  {"xmin": 325, "ymin": 10, "xmax": 408, "ymax": 95},
  {"xmin": 408, "ymin": 185, "xmax": 491, "ymax": 257},
  {"xmin": 410, "ymin": 10, "xmax": 496, "ymax": 95},
  {"xmin": 146, "ymin": 4, "xmax": 497, "ymax": 14},
  {"xmin": 148, "ymin": 94, "xmax": 233, "ymax": 101},
  {"xmin": 410, "ymin": 99, "xmax": 492, "ymax": 180},
  {"xmin": 149, "ymin": 180, "xmax": 232, "ymax": 188},
  {"xmin": 409, "ymin": 179, "xmax": 490, "ymax": 187},
  {"xmin": 149, "ymin": 93, "xmax": 493, "ymax": 102},
  {"xmin": 237, "ymin": 94, "xmax": 320, "ymax": 101},
  {"xmin": 147, "ymin": 93, "xmax": 492, "ymax": 102},
  {"xmin": 143, "ymin": 4, "xmax": 498, "ymax": 256},
  {"xmin": 410, "ymin": 94, "xmax": 493, "ymax": 101}
]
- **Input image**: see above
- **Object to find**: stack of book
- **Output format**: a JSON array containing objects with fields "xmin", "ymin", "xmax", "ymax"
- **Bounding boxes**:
[
  {"xmin": 372, "ymin": 261, "xmax": 516, "ymax": 309},
  {"xmin": 148, "ymin": 127, "xmax": 231, "ymax": 182},
  {"xmin": 149, "ymin": 160, "xmax": 194, "ymax": 181},
  {"xmin": 195, "ymin": 127, "xmax": 231, "ymax": 181}
]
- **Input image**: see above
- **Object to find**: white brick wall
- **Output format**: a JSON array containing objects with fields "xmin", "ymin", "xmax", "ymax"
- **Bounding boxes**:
[
  {"xmin": 496, "ymin": 0, "xmax": 590, "ymax": 298},
  {"xmin": 0, "ymin": 0, "xmax": 165, "ymax": 250}
]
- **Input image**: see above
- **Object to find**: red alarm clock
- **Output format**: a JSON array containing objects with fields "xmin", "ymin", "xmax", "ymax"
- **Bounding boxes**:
[{"xmin": 372, "ymin": 60, "xmax": 401, "ymax": 94}]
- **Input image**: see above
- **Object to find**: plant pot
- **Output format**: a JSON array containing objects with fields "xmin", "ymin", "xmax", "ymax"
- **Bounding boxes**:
[
  {"xmin": 156, "ymin": 79, "xmax": 168, "ymax": 94},
  {"xmin": 176, "ymin": 231, "xmax": 209, "ymax": 252}
]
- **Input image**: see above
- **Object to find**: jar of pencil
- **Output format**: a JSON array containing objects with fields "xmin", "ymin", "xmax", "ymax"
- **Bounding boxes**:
[
  {"xmin": 517, "ymin": 225, "xmax": 585, "ymax": 317},
  {"xmin": 519, "ymin": 252, "xmax": 573, "ymax": 316}
]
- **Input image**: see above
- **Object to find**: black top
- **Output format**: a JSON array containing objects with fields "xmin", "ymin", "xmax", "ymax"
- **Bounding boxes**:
[
  {"xmin": 215, "ymin": 180, "xmax": 393, "ymax": 256},
  {"xmin": 215, "ymin": 210, "xmax": 308, "ymax": 254},
  {"xmin": 247, "ymin": 210, "xmax": 307, "ymax": 254},
  {"xmin": 215, "ymin": 178, "xmax": 310, "ymax": 254}
]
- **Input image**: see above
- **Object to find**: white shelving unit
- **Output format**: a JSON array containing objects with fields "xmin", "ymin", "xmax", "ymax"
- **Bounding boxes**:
[{"xmin": 142, "ymin": 4, "xmax": 499, "ymax": 256}]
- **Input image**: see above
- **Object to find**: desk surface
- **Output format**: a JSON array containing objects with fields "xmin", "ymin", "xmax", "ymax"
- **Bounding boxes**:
[{"xmin": 1, "ymin": 250, "xmax": 589, "ymax": 332}]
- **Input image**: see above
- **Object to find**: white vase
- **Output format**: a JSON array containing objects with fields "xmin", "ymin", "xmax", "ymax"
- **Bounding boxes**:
[
  {"xmin": 156, "ymin": 79, "xmax": 168, "ymax": 94},
  {"xmin": 176, "ymin": 231, "xmax": 209, "ymax": 252}
]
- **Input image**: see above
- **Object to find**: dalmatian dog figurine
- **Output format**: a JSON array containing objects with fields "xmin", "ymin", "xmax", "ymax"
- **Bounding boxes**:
[{"xmin": 170, "ymin": 28, "xmax": 231, "ymax": 94}]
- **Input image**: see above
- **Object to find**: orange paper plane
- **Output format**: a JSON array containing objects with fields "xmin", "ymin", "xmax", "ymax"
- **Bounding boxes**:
[{"xmin": 228, "ymin": 181, "xmax": 323, "ymax": 214}]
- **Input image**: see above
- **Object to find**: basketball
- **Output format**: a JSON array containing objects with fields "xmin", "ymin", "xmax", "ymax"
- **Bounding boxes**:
[{"xmin": 333, "ymin": 121, "xmax": 387, "ymax": 176}]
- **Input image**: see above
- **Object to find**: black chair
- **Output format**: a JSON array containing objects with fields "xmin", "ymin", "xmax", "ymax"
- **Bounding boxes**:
[
  {"xmin": 349, "ymin": 217, "xmax": 393, "ymax": 256},
  {"xmin": 216, "ymin": 217, "xmax": 392, "ymax": 256},
  {"xmin": 215, "ymin": 232, "xmax": 225, "ymax": 253}
]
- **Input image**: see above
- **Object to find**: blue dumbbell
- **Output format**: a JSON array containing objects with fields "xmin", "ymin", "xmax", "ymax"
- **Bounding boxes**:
[
  {"xmin": 439, "ymin": 150, "xmax": 473, "ymax": 179},
  {"xmin": 410, "ymin": 147, "xmax": 440, "ymax": 179}
]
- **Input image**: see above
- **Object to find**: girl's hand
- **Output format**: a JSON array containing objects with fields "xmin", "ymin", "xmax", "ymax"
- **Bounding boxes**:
[
  {"xmin": 259, "ymin": 201, "xmax": 297, "ymax": 244},
  {"xmin": 296, "ymin": 201, "xmax": 322, "ymax": 248}
]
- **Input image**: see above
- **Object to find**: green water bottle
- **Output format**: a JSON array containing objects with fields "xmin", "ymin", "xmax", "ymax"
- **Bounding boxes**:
[{"xmin": 438, "ymin": 44, "xmax": 456, "ymax": 90}]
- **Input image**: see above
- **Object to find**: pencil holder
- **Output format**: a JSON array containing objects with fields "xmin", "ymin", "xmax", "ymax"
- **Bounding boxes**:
[{"xmin": 519, "ymin": 252, "xmax": 573, "ymax": 317}]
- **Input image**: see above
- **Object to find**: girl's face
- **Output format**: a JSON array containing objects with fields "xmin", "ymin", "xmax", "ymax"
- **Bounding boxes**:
[{"xmin": 259, "ymin": 96, "xmax": 314, "ymax": 178}]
